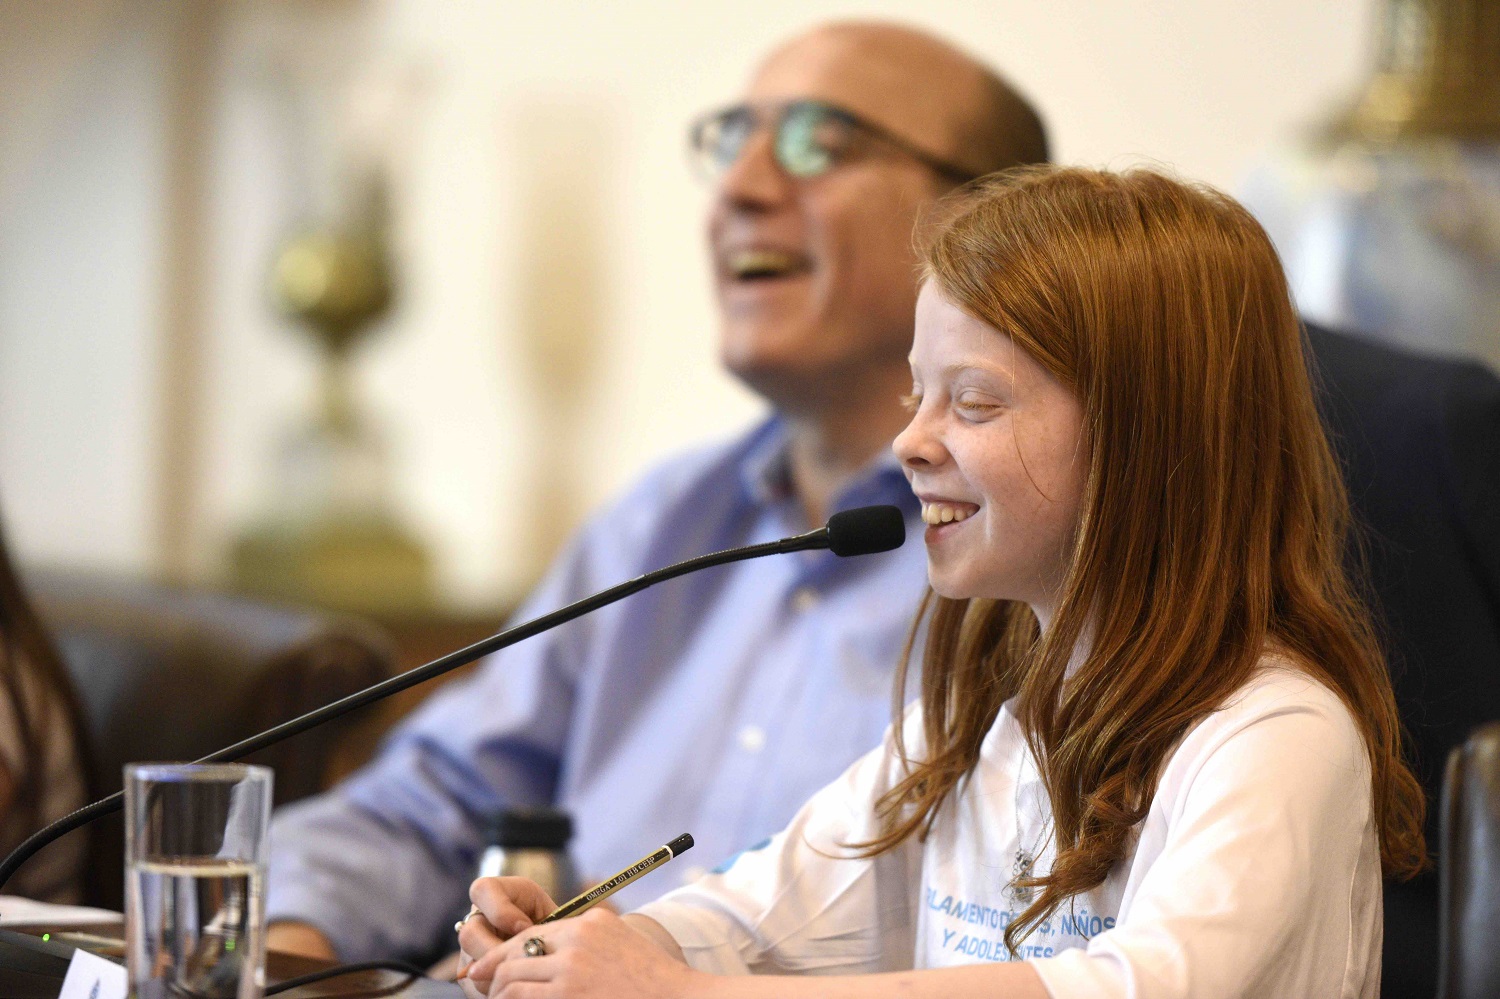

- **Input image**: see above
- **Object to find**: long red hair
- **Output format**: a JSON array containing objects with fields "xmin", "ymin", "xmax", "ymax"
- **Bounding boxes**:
[{"xmin": 861, "ymin": 166, "xmax": 1426, "ymax": 952}]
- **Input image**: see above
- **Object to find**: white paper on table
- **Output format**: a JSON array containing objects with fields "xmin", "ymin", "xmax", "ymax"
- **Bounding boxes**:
[
  {"xmin": 0, "ymin": 895, "xmax": 121, "ymax": 926},
  {"xmin": 58, "ymin": 947, "xmax": 127, "ymax": 999}
]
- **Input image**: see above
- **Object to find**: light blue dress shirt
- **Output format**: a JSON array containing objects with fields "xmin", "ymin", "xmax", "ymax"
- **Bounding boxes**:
[{"xmin": 265, "ymin": 418, "xmax": 928, "ymax": 960}]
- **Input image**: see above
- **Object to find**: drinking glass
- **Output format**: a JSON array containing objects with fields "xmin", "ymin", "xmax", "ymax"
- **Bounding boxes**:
[{"xmin": 124, "ymin": 763, "xmax": 273, "ymax": 999}]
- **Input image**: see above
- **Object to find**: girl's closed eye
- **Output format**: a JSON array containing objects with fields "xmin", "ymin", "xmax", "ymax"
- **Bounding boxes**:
[
  {"xmin": 954, "ymin": 392, "xmax": 1003, "ymax": 419},
  {"xmin": 898, "ymin": 391, "xmax": 922, "ymax": 414}
]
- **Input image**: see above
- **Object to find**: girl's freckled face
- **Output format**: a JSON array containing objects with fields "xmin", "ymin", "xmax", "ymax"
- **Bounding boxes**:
[{"xmin": 893, "ymin": 284, "xmax": 1088, "ymax": 622}]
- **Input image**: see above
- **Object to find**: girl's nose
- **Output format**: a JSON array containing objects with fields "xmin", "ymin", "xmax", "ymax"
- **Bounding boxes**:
[{"xmin": 894, "ymin": 409, "xmax": 945, "ymax": 470}]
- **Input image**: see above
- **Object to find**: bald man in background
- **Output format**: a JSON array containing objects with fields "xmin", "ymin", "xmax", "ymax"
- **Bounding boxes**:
[{"xmin": 265, "ymin": 22, "xmax": 1047, "ymax": 964}]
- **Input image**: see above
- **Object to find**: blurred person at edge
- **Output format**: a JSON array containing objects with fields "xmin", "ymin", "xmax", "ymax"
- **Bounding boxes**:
[
  {"xmin": 0, "ymin": 514, "xmax": 90, "ymax": 903},
  {"xmin": 264, "ymin": 21, "xmax": 1048, "ymax": 965}
]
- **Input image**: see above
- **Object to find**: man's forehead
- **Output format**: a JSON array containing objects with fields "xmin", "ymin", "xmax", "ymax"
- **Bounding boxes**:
[{"xmin": 745, "ymin": 26, "xmax": 981, "ymax": 155}]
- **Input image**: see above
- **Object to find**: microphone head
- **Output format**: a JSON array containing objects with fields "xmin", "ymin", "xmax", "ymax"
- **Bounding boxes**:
[{"xmin": 826, "ymin": 505, "xmax": 906, "ymax": 557}]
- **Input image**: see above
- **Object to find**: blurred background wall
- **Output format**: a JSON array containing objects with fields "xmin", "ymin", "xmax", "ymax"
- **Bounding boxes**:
[{"xmin": 0, "ymin": 0, "xmax": 1381, "ymax": 615}]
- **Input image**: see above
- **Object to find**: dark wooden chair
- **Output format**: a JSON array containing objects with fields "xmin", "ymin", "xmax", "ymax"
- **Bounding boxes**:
[
  {"xmin": 25, "ymin": 570, "xmax": 394, "ymax": 910},
  {"xmin": 1437, "ymin": 721, "xmax": 1500, "ymax": 999}
]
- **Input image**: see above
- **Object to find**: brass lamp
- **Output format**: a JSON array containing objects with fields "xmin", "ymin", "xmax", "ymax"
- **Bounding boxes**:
[
  {"xmin": 1341, "ymin": 0, "xmax": 1500, "ymax": 143},
  {"xmin": 230, "ymin": 179, "xmax": 433, "ymax": 615}
]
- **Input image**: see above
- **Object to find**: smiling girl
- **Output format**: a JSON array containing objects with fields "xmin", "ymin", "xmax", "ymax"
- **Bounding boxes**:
[{"xmin": 456, "ymin": 166, "xmax": 1426, "ymax": 998}]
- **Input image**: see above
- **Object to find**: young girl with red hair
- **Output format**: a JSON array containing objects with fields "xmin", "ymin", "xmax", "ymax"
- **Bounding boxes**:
[{"xmin": 457, "ymin": 166, "xmax": 1426, "ymax": 998}]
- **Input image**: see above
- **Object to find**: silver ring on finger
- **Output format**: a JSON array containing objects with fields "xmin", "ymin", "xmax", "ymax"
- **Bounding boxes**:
[
  {"xmin": 454, "ymin": 905, "xmax": 480, "ymax": 935},
  {"xmin": 522, "ymin": 936, "xmax": 547, "ymax": 958}
]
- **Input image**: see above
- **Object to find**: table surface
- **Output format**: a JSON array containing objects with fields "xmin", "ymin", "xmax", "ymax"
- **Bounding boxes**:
[{"xmin": 0, "ymin": 922, "xmax": 463, "ymax": 999}]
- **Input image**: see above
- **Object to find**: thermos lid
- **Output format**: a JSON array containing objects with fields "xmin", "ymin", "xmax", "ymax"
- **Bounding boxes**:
[{"xmin": 485, "ymin": 807, "xmax": 573, "ymax": 849}]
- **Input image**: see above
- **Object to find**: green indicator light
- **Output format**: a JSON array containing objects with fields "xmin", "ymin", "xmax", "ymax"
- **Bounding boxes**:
[{"xmin": 41, "ymin": 934, "xmax": 50, "ymax": 942}]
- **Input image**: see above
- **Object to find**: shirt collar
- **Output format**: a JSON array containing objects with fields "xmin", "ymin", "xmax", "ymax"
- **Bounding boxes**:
[{"xmin": 738, "ymin": 416, "xmax": 917, "ymax": 514}]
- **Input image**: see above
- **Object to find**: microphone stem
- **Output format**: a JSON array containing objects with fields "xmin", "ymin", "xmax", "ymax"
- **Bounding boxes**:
[{"xmin": 0, "ymin": 529, "xmax": 828, "ymax": 891}]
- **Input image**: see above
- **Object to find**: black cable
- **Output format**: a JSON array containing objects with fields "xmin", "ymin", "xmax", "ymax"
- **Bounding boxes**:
[{"xmin": 264, "ymin": 958, "xmax": 427, "ymax": 996}]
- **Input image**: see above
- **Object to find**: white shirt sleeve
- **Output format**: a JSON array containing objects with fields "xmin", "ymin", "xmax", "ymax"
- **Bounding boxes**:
[
  {"xmin": 1031, "ymin": 673, "xmax": 1382, "ymax": 998},
  {"xmin": 636, "ymin": 712, "xmax": 926, "ymax": 976}
]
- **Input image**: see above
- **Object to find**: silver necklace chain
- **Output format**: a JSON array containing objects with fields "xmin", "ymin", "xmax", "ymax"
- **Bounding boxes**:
[{"xmin": 1010, "ymin": 743, "xmax": 1047, "ymax": 905}]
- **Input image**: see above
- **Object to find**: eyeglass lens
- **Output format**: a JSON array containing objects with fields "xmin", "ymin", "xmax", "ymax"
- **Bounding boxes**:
[{"xmin": 695, "ymin": 102, "xmax": 853, "ymax": 179}]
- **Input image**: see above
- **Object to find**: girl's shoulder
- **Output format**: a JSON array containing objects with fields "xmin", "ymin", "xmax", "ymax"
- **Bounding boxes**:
[
  {"xmin": 1164, "ymin": 653, "xmax": 1368, "ymax": 790},
  {"xmin": 1217, "ymin": 654, "xmax": 1355, "ymax": 726}
]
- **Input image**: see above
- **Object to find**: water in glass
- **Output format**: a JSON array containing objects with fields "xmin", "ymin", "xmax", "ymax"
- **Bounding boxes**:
[{"xmin": 126, "ymin": 856, "xmax": 264, "ymax": 999}]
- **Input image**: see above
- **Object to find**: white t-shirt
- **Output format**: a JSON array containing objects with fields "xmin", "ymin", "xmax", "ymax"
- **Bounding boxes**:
[{"xmin": 637, "ymin": 663, "xmax": 1382, "ymax": 998}]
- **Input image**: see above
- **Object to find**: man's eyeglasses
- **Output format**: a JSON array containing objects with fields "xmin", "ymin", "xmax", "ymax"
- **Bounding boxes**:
[{"xmin": 688, "ymin": 99, "xmax": 976, "ymax": 185}]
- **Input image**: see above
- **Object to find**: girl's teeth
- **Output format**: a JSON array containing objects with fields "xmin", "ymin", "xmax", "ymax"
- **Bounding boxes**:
[{"xmin": 922, "ymin": 503, "xmax": 975, "ymax": 526}]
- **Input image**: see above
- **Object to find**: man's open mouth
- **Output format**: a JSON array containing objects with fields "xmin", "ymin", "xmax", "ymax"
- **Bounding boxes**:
[{"xmin": 726, "ymin": 249, "xmax": 810, "ymax": 281}]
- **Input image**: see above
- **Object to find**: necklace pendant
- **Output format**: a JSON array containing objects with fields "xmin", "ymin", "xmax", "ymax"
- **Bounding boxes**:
[{"xmin": 1010, "ymin": 848, "xmax": 1036, "ymax": 904}]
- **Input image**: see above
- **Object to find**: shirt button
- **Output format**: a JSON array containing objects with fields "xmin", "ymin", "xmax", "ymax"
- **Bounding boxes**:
[
  {"xmin": 738, "ymin": 725, "xmax": 767, "ymax": 753},
  {"xmin": 681, "ymin": 865, "xmax": 707, "ymax": 884},
  {"xmin": 790, "ymin": 586, "xmax": 820, "ymax": 613}
]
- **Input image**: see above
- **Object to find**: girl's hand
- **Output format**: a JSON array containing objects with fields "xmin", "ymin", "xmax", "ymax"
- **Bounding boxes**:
[
  {"xmin": 456, "ymin": 876, "xmax": 559, "ymax": 994},
  {"xmin": 466, "ymin": 908, "xmax": 698, "ymax": 999}
]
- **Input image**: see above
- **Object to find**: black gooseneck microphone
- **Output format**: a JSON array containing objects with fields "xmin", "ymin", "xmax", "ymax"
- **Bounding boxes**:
[{"xmin": 0, "ymin": 504, "xmax": 905, "ymax": 891}]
